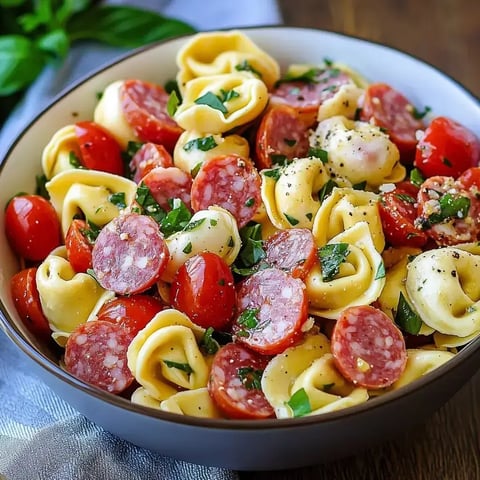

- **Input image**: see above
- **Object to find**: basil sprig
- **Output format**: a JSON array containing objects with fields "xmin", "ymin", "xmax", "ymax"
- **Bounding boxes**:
[
  {"xmin": 428, "ymin": 193, "xmax": 470, "ymax": 225},
  {"xmin": 232, "ymin": 223, "xmax": 266, "ymax": 276},
  {"xmin": 318, "ymin": 243, "xmax": 350, "ymax": 282},
  {"xmin": 395, "ymin": 292, "xmax": 422, "ymax": 335}
]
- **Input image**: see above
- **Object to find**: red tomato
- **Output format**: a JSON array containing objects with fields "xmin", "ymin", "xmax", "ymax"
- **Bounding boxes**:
[
  {"xmin": 10, "ymin": 268, "xmax": 51, "ymax": 341},
  {"xmin": 378, "ymin": 181, "xmax": 428, "ymax": 248},
  {"xmin": 457, "ymin": 167, "xmax": 480, "ymax": 191},
  {"xmin": 74, "ymin": 121, "xmax": 124, "ymax": 175},
  {"xmin": 5, "ymin": 194, "xmax": 62, "ymax": 262},
  {"xmin": 360, "ymin": 83, "xmax": 425, "ymax": 161},
  {"xmin": 65, "ymin": 219, "xmax": 94, "ymax": 273},
  {"xmin": 414, "ymin": 116, "xmax": 480, "ymax": 178},
  {"xmin": 170, "ymin": 252, "xmax": 236, "ymax": 330},
  {"xmin": 96, "ymin": 295, "xmax": 166, "ymax": 335}
]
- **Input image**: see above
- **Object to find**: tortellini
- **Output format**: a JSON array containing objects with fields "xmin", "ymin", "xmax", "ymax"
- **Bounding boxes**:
[
  {"xmin": 174, "ymin": 73, "xmax": 268, "ymax": 134},
  {"xmin": 261, "ymin": 157, "xmax": 350, "ymax": 230},
  {"xmin": 406, "ymin": 247, "xmax": 480, "ymax": 338},
  {"xmin": 127, "ymin": 309, "xmax": 210, "ymax": 400},
  {"xmin": 159, "ymin": 388, "xmax": 224, "ymax": 418},
  {"xmin": 41, "ymin": 125, "xmax": 81, "ymax": 179},
  {"xmin": 262, "ymin": 334, "xmax": 368, "ymax": 418},
  {"xmin": 161, "ymin": 206, "xmax": 241, "ymax": 282},
  {"xmin": 176, "ymin": 30, "xmax": 280, "ymax": 92},
  {"xmin": 312, "ymin": 186, "xmax": 385, "ymax": 252},
  {"xmin": 317, "ymin": 84, "xmax": 365, "ymax": 122},
  {"xmin": 46, "ymin": 169, "xmax": 137, "ymax": 235},
  {"xmin": 310, "ymin": 115, "xmax": 405, "ymax": 188},
  {"xmin": 93, "ymin": 80, "xmax": 139, "ymax": 148},
  {"xmin": 36, "ymin": 247, "xmax": 112, "ymax": 341},
  {"xmin": 305, "ymin": 221, "xmax": 385, "ymax": 318},
  {"xmin": 173, "ymin": 130, "xmax": 249, "ymax": 176}
]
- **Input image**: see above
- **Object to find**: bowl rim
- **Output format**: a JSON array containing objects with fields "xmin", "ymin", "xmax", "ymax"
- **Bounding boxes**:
[{"xmin": 1, "ymin": 25, "xmax": 479, "ymax": 431}]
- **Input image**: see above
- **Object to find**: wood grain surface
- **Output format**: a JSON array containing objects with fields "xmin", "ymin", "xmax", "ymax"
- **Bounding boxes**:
[{"xmin": 241, "ymin": 1, "xmax": 480, "ymax": 479}]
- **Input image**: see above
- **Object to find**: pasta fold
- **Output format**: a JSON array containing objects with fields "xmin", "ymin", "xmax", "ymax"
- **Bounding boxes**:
[{"xmin": 159, "ymin": 388, "xmax": 224, "ymax": 418}]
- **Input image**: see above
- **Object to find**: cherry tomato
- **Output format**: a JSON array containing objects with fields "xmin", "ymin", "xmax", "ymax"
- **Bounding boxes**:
[
  {"xmin": 5, "ymin": 194, "xmax": 62, "ymax": 262},
  {"xmin": 74, "ymin": 121, "xmax": 124, "ymax": 175},
  {"xmin": 414, "ymin": 116, "xmax": 480, "ymax": 178},
  {"xmin": 10, "ymin": 268, "xmax": 51, "ymax": 341},
  {"xmin": 96, "ymin": 295, "xmax": 166, "ymax": 335},
  {"xmin": 65, "ymin": 219, "xmax": 94, "ymax": 273},
  {"xmin": 378, "ymin": 181, "xmax": 428, "ymax": 248},
  {"xmin": 360, "ymin": 83, "xmax": 425, "ymax": 161},
  {"xmin": 170, "ymin": 252, "xmax": 236, "ymax": 330},
  {"xmin": 457, "ymin": 167, "xmax": 480, "ymax": 191}
]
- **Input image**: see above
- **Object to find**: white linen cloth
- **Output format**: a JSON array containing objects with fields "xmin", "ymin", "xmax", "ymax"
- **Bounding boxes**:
[{"xmin": 0, "ymin": 1, "xmax": 282, "ymax": 478}]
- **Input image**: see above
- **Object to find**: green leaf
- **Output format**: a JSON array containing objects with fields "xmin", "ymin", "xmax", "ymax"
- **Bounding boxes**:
[
  {"xmin": 375, "ymin": 261, "xmax": 386, "ymax": 280},
  {"xmin": 163, "ymin": 359, "xmax": 193, "ymax": 374},
  {"xmin": 135, "ymin": 182, "xmax": 166, "ymax": 224},
  {"xmin": 278, "ymin": 67, "xmax": 322, "ymax": 85},
  {"xmin": 190, "ymin": 162, "xmax": 202, "ymax": 178},
  {"xmin": 352, "ymin": 181, "xmax": 367, "ymax": 190},
  {"xmin": 200, "ymin": 327, "xmax": 220, "ymax": 355},
  {"xmin": 35, "ymin": 174, "xmax": 49, "ymax": 199},
  {"xmin": 182, "ymin": 241, "xmax": 192, "ymax": 254},
  {"xmin": 183, "ymin": 217, "xmax": 206, "ymax": 232},
  {"xmin": 219, "ymin": 88, "xmax": 239, "ymax": 102},
  {"xmin": 284, "ymin": 212, "xmax": 299, "ymax": 226},
  {"xmin": 67, "ymin": 6, "xmax": 196, "ymax": 48},
  {"xmin": 237, "ymin": 367, "xmax": 263, "ymax": 390},
  {"xmin": 37, "ymin": 29, "xmax": 69, "ymax": 58},
  {"xmin": 0, "ymin": 35, "xmax": 45, "ymax": 95},
  {"xmin": 194, "ymin": 91, "xmax": 228, "ymax": 114},
  {"xmin": 287, "ymin": 388, "xmax": 312, "ymax": 417},
  {"xmin": 109, "ymin": 192, "xmax": 126, "ymax": 209},
  {"xmin": 160, "ymin": 198, "xmax": 192, "ymax": 237},
  {"xmin": 55, "ymin": 0, "xmax": 91, "ymax": 25},
  {"xmin": 318, "ymin": 179, "xmax": 337, "ymax": 202},
  {"xmin": 262, "ymin": 168, "xmax": 282, "ymax": 181},
  {"xmin": 410, "ymin": 168, "xmax": 424, "ymax": 187},
  {"xmin": 318, "ymin": 243, "xmax": 350, "ymax": 282},
  {"xmin": 166, "ymin": 89, "xmax": 180, "ymax": 117},
  {"xmin": 69, "ymin": 150, "xmax": 82, "ymax": 168},
  {"xmin": 411, "ymin": 105, "xmax": 431, "ymax": 120},
  {"xmin": 395, "ymin": 193, "xmax": 416, "ymax": 204},
  {"xmin": 237, "ymin": 223, "xmax": 265, "ymax": 268},
  {"xmin": 183, "ymin": 135, "xmax": 217, "ymax": 152},
  {"xmin": 235, "ymin": 60, "xmax": 262, "ymax": 78},
  {"xmin": 395, "ymin": 292, "xmax": 422, "ymax": 335},
  {"xmin": 0, "ymin": 0, "xmax": 27, "ymax": 6},
  {"xmin": 18, "ymin": 0, "xmax": 53, "ymax": 33},
  {"xmin": 308, "ymin": 147, "xmax": 328, "ymax": 163},
  {"xmin": 428, "ymin": 193, "xmax": 470, "ymax": 224},
  {"xmin": 237, "ymin": 308, "xmax": 260, "ymax": 330}
]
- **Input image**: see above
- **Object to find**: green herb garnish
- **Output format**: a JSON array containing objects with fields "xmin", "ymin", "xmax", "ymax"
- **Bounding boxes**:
[
  {"xmin": 167, "ymin": 90, "xmax": 180, "ymax": 117},
  {"xmin": 395, "ymin": 292, "xmax": 422, "ymax": 335},
  {"xmin": 194, "ymin": 91, "xmax": 228, "ymax": 114},
  {"xmin": 163, "ymin": 360, "xmax": 193, "ymax": 374},
  {"xmin": 286, "ymin": 388, "xmax": 312, "ymax": 417},
  {"xmin": 235, "ymin": 60, "xmax": 262, "ymax": 78},
  {"xmin": 183, "ymin": 135, "xmax": 217, "ymax": 152},
  {"xmin": 109, "ymin": 192, "xmax": 126, "ymax": 209},
  {"xmin": 318, "ymin": 243, "xmax": 350, "ymax": 282},
  {"xmin": 308, "ymin": 147, "xmax": 328, "ymax": 163},
  {"xmin": 237, "ymin": 367, "xmax": 263, "ymax": 390}
]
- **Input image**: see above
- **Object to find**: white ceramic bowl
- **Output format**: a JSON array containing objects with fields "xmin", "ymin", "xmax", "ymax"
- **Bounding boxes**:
[{"xmin": 0, "ymin": 27, "xmax": 479, "ymax": 470}]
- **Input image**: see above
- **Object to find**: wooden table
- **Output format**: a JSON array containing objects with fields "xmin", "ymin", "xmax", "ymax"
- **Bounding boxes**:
[{"xmin": 242, "ymin": 1, "xmax": 480, "ymax": 479}]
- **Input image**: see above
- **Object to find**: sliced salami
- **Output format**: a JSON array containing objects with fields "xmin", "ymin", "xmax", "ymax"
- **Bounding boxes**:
[
  {"xmin": 331, "ymin": 305, "xmax": 407, "ymax": 389},
  {"xmin": 121, "ymin": 79, "xmax": 183, "ymax": 153},
  {"xmin": 130, "ymin": 142, "xmax": 173, "ymax": 183},
  {"xmin": 64, "ymin": 320, "xmax": 134, "ymax": 394},
  {"xmin": 208, "ymin": 342, "xmax": 274, "ymax": 419},
  {"xmin": 270, "ymin": 68, "xmax": 353, "ymax": 126},
  {"xmin": 264, "ymin": 228, "xmax": 317, "ymax": 280},
  {"xmin": 359, "ymin": 83, "xmax": 425, "ymax": 161},
  {"xmin": 92, "ymin": 213, "xmax": 169, "ymax": 295},
  {"xmin": 190, "ymin": 154, "xmax": 261, "ymax": 228},
  {"xmin": 141, "ymin": 166, "xmax": 193, "ymax": 211},
  {"xmin": 232, "ymin": 267, "xmax": 308, "ymax": 355},
  {"xmin": 255, "ymin": 104, "xmax": 309, "ymax": 170}
]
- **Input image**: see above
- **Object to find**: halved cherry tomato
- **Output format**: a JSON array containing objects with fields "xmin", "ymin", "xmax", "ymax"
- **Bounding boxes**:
[
  {"xmin": 457, "ymin": 167, "xmax": 480, "ymax": 191},
  {"xmin": 360, "ymin": 83, "xmax": 425, "ymax": 161},
  {"xmin": 96, "ymin": 295, "xmax": 166, "ymax": 335},
  {"xmin": 5, "ymin": 194, "xmax": 62, "ymax": 262},
  {"xmin": 414, "ymin": 116, "xmax": 480, "ymax": 178},
  {"xmin": 378, "ymin": 181, "xmax": 428, "ymax": 248},
  {"xmin": 10, "ymin": 268, "xmax": 51, "ymax": 341},
  {"xmin": 74, "ymin": 121, "xmax": 124, "ymax": 175},
  {"xmin": 170, "ymin": 252, "xmax": 236, "ymax": 330},
  {"xmin": 65, "ymin": 219, "xmax": 95, "ymax": 273}
]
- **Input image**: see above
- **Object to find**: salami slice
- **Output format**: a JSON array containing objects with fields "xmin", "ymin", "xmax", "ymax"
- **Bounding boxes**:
[
  {"xmin": 64, "ymin": 320, "xmax": 134, "ymax": 394},
  {"xmin": 208, "ymin": 342, "xmax": 274, "ymax": 419},
  {"xmin": 264, "ymin": 228, "xmax": 317, "ymax": 279},
  {"xmin": 190, "ymin": 154, "xmax": 261, "ymax": 228},
  {"xmin": 359, "ymin": 83, "xmax": 425, "ymax": 161},
  {"xmin": 255, "ymin": 104, "xmax": 309, "ymax": 170},
  {"xmin": 331, "ymin": 305, "xmax": 407, "ymax": 389},
  {"xmin": 232, "ymin": 267, "xmax": 308, "ymax": 354},
  {"xmin": 121, "ymin": 79, "xmax": 183, "ymax": 152},
  {"xmin": 141, "ymin": 166, "xmax": 193, "ymax": 211},
  {"xmin": 92, "ymin": 213, "xmax": 169, "ymax": 295},
  {"xmin": 270, "ymin": 68, "xmax": 353, "ymax": 126},
  {"xmin": 130, "ymin": 142, "xmax": 173, "ymax": 183}
]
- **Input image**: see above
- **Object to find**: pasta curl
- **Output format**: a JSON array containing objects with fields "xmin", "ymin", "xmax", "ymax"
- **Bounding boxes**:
[{"xmin": 159, "ymin": 388, "xmax": 224, "ymax": 418}]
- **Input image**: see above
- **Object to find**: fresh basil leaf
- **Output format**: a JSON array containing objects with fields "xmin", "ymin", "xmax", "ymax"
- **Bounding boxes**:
[
  {"xmin": 287, "ymin": 388, "xmax": 312, "ymax": 417},
  {"xmin": 410, "ymin": 168, "xmax": 424, "ymax": 187},
  {"xmin": 183, "ymin": 217, "xmax": 206, "ymax": 232},
  {"xmin": 18, "ymin": 0, "xmax": 53, "ymax": 32},
  {"xmin": 411, "ymin": 105, "xmax": 431, "ymax": 120},
  {"xmin": 163, "ymin": 359, "xmax": 193, "ymax": 374},
  {"xmin": 318, "ymin": 243, "xmax": 350, "ymax": 282},
  {"xmin": 237, "ymin": 366, "xmax": 263, "ymax": 390},
  {"xmin": 429, "ymin": 193, "xmax": 470, "ymax": 224},
  {"xmin": 284, "ymin": 212, "xmax": 299, "ymax": 226},
  {"xmin": 190, "ymin": 162, "xmax": 202, "ymax": 178},
  {"xmin": 237, "ymin": 223, "xmax": 265, "ymax": 268},
  {"xmin": 308, "ymin": 147, "xmax": 328, "ymax": 163},
  {"xmin": 395, "ymin": 292, "xmax": 422, "ymax": 335},
  {"xmin": 55, "ymin": 0, "xmax": 91, "ymax": 24},
  {"xmin": 69, "ymin": 151, "xmax": 83, "ymax": 168},
  {"xmin": 235, "ymin": 60, "xmax": 262, "ymax": 78},
  {"xmin": 36, "ymin": 28, "xmax": 69, "ymax": 58},
  {"xmin": 353, "ymin": 181, "xmax": 367, "ymax": 190},
  {"xmin": 0, "ymin": 0, "xmax": 27, "ymax": 6},
  {"xmin": 160, "ymin": 198, "xmax": 192, "ymax": 237},
  {"xmin": 219, "ymin": 88, "xmax": 239, "ymax": 102},
  {"xmin": 200, "ymin": 327, "xmax": 220, "ymax": 355},
  {"xmin": 279, "ymin": 67, "xmax": 322, "ymax": 84},
  {"xmin": 318, "ymin": 179, "xmax": 337, "ymax": 202},
  {"xmin": 35, "ymin": 174, "xmax": 49, "ymax": 199},
  {"xmin": 194, "ymin": 91, "xmax": 227, "ymax": 114},
  {"xmin": 167, "ymin": 90, "xmax": 179, "ymax": 117},
  {"xmin": 0, "ymin": 35, "xmax": 45, "ymax": 95},
  {"xmin": 270, "ymin": 153, "xmax": 288, "ymax": 166},
  {"xmin": 67, "ymin": 6, "xmax": 196, "ymax": 48},
  {"xmin": 183, "ymin": 135, "xmax": 217, "ymax": 152},
  {"xmin": 375, "ymin": 261, "xmax": 386, "ymax": 280},
  {"xmin": 109, "ymin": 191, "xmax": 126, "ymax": 209},
  {"xmin": 135, "ymin": 182, "xmax": 166, "ymax": 224},
  {"xmin": 182, "ymin": 241, "xmax": 192, "ymax": 254},
  {"xmin": 262, "ymin": 168, "xmax": 282, "ymax": 181},
  {"xmin": 237, "ymin": 308, "xmax": 260, "ymax": 330},
  {"xmin": 80, "ymin": 220, "xmax": 101, "ymax": 244}
]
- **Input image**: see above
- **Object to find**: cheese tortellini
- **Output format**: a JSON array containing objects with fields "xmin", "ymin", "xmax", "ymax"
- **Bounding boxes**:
[
  {"xmin": 310, "ymin": 116, "xmax": 405, "ymax": 188},
  {"xmin": 127, "ymin": 309, "xmax": 210, "ymax": 401},
  {"xmin": 317, "ymin": 84, "xmax": 365, "ymax": 122},
  {"xmin": 161, "ymin": 206, "xmax": 241, "ymax": 282},
  {"xmin": 176, "ymin": 30, "xmax": 280, "ymax": 92},
  {"xmin": 46, "ymin": 169, "xmax": 137, "ymax": 235},
  {"xmin": 305, "ymin": 222, "xmax": 385, "ymax": 318},
  {"xmin": 159, "ymin": 388, "xmax": 224, "ymax": 418},
  {"xmin": 174, "ymin": 73, "xmax": 268, "ymax": 134}
]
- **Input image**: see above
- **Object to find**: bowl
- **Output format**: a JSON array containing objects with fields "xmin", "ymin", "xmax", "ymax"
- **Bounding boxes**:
[{"xmin": 0, "ymin": 26, "xmax": 479, "ymax": 471}]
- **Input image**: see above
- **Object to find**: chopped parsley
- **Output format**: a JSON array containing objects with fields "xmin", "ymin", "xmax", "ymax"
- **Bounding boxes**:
[
  {"xmin": 35, "ymin": 174, "xmax": 49, "ymax": 199},
  {"xmin": 318, "ymin": 179, "xmax": 338, "ymax": 202},
  {"xmin": 352, "ymin": 180, "xmax": 367, "ymax": 190},
  {"xmin": 183, "ymin": 135, "xmax": 218, "ymax": 152},
  {"xmin": 245, "ymin": 197, "xmax": 255, "ymax": 207},
  {"xmin": 410, "ymin": 168, "xmax": 424, "ymax": 187},
  {"xmin": 270, "ymin": 153, "xmax": 289, "ymax": 166},
  {"xmin": 318, "ymin": 243, "xmax": 350, "ymax": 282},
  {"xmin": 395, "ymin": 292, "xmax": 422, "ymax": 335},
  {"xmin": 163, "ymin": 360, "xmax": 193, "ymax": 375},
  {"xmin": 236, "ymin": 308, "xmax": 260, "ymax": 337},
  {"xmin": 69, "ymin": 151, "xmax": 83, "ymax": 168},
  {"xmin": 109, "ymin": 192, "xmax": 126, "ymax": 209},
  {"xmin": 235, "ymin": 60, "xmax": 262, "ymax": 78},
  {"xmin": 219, "ymin": 88, "xmax": 240, "ymax": 103},
  {"xmin": 308, "ymin": 147, "xmax": 328, "ymax": 164},
  {"xmin": 167, "ymin": 90, "xmax": 180, "ymax": 116},
  {"xmin": 190, "ymin": 162, "xmax": 202, "ymax": 178},
  {"xmin": 182, "ymin": 241, "xmax": 192, "ymax": 254},
  {"xmin": 262, "ymin": 168, "xmax": 282, "ymax": 181},
  {"xmin": 286, "ymin": 388, "xmax": 312, "ymax": 417},
  {"xmin": 428, "ymin": 193, "xmax": 470, "ymax": 224},
  {"xmin": 80, "ymin": 220, "xmax": 101, "ymax": 244},
  {"xmin": 194, "ymin": 91, "xmax": 228, "ymax": 114},
  {"xmin": 284, "ymin": 212, "xmax": 299, "ymax": 226},
  {"xmin": 200, "ymin": 327, "xmax": 220, "ymax": 355},
  {"xmin": 237, "ymin": 367, "xmax": 263, "ymax": 390},
  {"xmin": 411, "ymin": 105, "xmax": 431, "ymax": 120},
  {"xmin": 135, "ymin": 182, "xmax": 166, "ymax": 224},
  {"xmin": 279, "ymin": 67, "xmax": 322, "ymax": 85}
]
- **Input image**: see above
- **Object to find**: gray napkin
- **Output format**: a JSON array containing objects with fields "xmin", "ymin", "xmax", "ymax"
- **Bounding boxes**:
[{"xmin": 0, "ymin": 1, "xmax": 281, "ymax": 478}]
